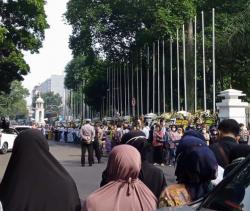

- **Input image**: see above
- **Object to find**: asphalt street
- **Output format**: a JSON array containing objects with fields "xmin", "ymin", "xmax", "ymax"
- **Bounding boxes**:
[{"xmin": 0, "ymin": 141, "xmax": 176, "ymax": 199}]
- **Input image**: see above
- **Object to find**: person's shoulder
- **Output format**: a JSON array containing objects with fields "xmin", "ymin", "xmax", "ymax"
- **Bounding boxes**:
[{"xmin": 142, "ymin": 161, "xmax": 164, "ymax": 174}]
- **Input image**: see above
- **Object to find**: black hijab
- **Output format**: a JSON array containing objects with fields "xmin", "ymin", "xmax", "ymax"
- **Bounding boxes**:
[{"xmin": 0, "ymin": 129, "xmax": 81, "ymax": 211}]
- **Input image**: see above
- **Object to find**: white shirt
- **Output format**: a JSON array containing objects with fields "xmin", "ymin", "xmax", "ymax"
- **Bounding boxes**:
[
  {"xmin": 80, "ymin": 123, "xmax": 95, "ymax": 142},
  {"xmin": 142, "ymin": 126, "xmax": 150, "ymax": 139}
]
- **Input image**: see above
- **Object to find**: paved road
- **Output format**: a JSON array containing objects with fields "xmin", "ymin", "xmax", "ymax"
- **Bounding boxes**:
[{"xmin": 0, "ymin": 141, "xmax": 175, "ymax": 199}]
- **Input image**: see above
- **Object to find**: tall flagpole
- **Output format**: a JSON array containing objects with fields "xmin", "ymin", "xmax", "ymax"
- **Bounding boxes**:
[
  {"xmin": 170, "ymin": 37, "xmax": 173, "ymax": 112},
  {"xmin": 163, "ymin": 39, "xmax": 166, "ymax": 113},
  {"xmin": 111, "ymin": 65, "xmax": 113, "ymax": 116},
  {"xmin": 108, "ymin": 68, "xmax": 111, "ymax": 116},
  {"xmin": 132, "ymin": 62, "xmax": 134, "ymax": 116},
  {"xmin": 177, "ymin": 29, "xmax": 180, "ymax": 111},
  {"xmin": 140, "ymin": 49, "xmax": 143, "ymax": 115},
  {"xmin": 127, "ymin": 63, "xmax": 130, "ymax": 116},
  {"xmin": 116, "ymin": 64, "xmax": 119, "ymax": 113},
  {"xmin": 106, "ymin": 68, "xmax": 109, "ymax": 116},
  {"xmin": 183, "ymin": 24, "xmax": 187, "ymax": 111},
  {"xmin": 119, "ymin": 63, "xmax": 122, "ymax": 115},
  {"xmin": 136, "ymin": 54, "xmax": 139, "ymax": 116},
  {"xmin": 212, "ymin": 8, "xmax": 216, "ymax": 113},
  {"xmin": 153, "ymin": 43, "xmax": 155, "ymax": 114},
  {"xmin": 157, "ymin": 40, "xmax": 160, "ymax": 114},
  {"xmin": 114, "ymin": 64, "xmax": 116, "ymax": 115},
  {"xmin": 147, "ymin": 45, "xmax": 150, "ymax": 114},
  {"xmin": 202, "ymin": 11, "xmax": 207, "ymax": 112},
  {"xmin": 194, "ymin": 16, "xmax": 197, "ymax": 112},
  {"xmin": 124, "ymin": 63, "xmax": 127, "ymax": 116}
]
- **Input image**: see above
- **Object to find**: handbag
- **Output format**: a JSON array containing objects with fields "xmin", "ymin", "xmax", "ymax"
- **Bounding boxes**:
[{"xmin": 159, "ymin": 184, "xmax": 192, "ymax": 208}]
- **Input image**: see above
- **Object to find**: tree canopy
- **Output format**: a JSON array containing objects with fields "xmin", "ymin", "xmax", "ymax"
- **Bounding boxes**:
[
  {"xmin": 0, "ymin": 81, "xmax": 29, "ymax": 119},
  {"xmin": 32, "ymin": 91, "xmax": 62, "ymax": 115},
  {"xmin": 0, "ymin": 0, "xmax": 48, "ymax": 93},
  {"xmin": 65, "ymin": 0, "xmax": 250, "ymax": 114}
]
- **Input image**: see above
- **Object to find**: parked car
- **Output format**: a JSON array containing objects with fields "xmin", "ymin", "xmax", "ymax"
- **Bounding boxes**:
[
  {"xmin": 158, "ymin": 155, "xmax": 250, "ymax": 210},
  {"xmin": 0, "ymin": 127, "xmax": 18, "ymax": 154},
  {"xmin": 13, "ymin": 125, "xmax": 32, "ymax": 133}
]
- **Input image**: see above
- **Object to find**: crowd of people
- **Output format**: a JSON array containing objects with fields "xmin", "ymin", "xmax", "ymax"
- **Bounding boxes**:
[{"xmin": 0, "ymin": 118, "xmax": 250, "ymax": 211}]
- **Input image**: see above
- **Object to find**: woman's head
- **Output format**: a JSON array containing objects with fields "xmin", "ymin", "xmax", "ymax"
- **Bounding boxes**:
[
  {"xmin": 155, "ymin": 124, "xmax": 161, "ymax": 132},
  {"xmin": 171, "ymin": 125, "xmax": 177, "ymax": 132},
  {"xmin": 12, "ymin": 129, "xmax": 49, "ymax": 157},
  {"xmin": 178, "ymin": 127, "xmax": 184, "ymax": 135},
  {"xmin": 106, "ymin": 145, "xmax": 141, "ymax": 181}
]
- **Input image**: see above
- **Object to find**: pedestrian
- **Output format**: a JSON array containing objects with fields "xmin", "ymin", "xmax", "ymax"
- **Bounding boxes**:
[
  {"xmin": 238, "ymin": 123, "xmax": 249, "ymax": 144},
  {"xmin": 121, "ymin": 130, "xmax": 167, "ymax": 198},
  {"xmin": 177, "ymin": 126, "xmax": 184, "ymax": 137},
  {"xmin": 153, "ymin": 124, "xmax": 165, "ymax": 166},
  {"xmin": 113, "ymin": 122, "xmax": 123, "ymax": 146},
  {"xmin": 80, "ymin": 119, "xmax": 95, "ymax": 167},
  {"xmin": 167, "ymin": 125, "xmax": 182, "ymax": 166},
  {"xmin": 93, "ymin": 123, "xmax": 102, "ymax": 163},
  {"xmin": 202, "ymin": 126, "xmax": 210, "ymax": 144},
  {"xmin": 104, "ymin": 126, "xmax": 112, "ymax": 154},
  {"xmin": 210, "ymin": 119, "xmax": 240, "ymax": 168},
  {"xmin": 83, "ymin": 145, "xmax": 157, "ymax": 211},
  {"xmin": 0, "ymin": 129, "xmax": 81, "ymax": 211},
  {"xmin": 122, "ymin": 123, "xmax": 130, "ymax": 135},
  {"xmin": 209, "ymin": 126, "xmax": 218, "ymax": 145},
  {"xmin": 159, "ymin": 130, "xmax": 218, "ymax": 208},
  {"xmin": 64, "ymin": 127, "xmax": 68, "ymax": 143},
  {"xmin": 142, "ymin": 121, "xmax": 150, "ymax": 140}
]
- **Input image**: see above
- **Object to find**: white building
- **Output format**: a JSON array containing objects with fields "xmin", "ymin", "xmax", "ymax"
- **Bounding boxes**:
[
  {"xmin": 32, "ymin": 75, "xmax": 68, "ymax": 119},
  {"xmin": 39, "ymin": 75, "xmax": 65, "ymax": 103}
]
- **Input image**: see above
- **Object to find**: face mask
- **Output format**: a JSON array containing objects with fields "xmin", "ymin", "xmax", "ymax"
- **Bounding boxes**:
[
  {"xmin": 202, "ymin": 130, "xmax": 206, "ymax": 133},
  {"xmin": 172, "ymin": 128, "xmax": 176, "ymax": 132},
  {"xmin": 212, "ymin": 131, "xmax": 217, "ymax": 135}
]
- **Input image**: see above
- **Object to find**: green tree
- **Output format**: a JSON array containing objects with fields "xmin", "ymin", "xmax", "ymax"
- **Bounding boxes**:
[
  {"xmin": 32, "ymin": 92, "xmax": 62, "ymax": 115},
  {"xmin": 0, "ymin": 0, "xmax": 49, "ymax": 93},
  {"xmin": 0, "ymin": 81, "xmax": 29, "ymax": 119},
  {"xmin": 65, "ymin": 0, "xmax": 250, "ymax": 113}
]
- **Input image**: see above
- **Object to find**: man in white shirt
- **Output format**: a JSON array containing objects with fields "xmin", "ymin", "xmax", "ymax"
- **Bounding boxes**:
[{"xmin": 80, "ymin": 119, "xmax": 95, "ymax": 166}]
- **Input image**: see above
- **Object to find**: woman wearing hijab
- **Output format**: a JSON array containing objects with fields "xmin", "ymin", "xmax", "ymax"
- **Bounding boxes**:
[
  {"xmin": 83, "ymin": 145, "xmax": 157, "ymax": 211},
  {"xmin": 0, "ymin": 129, "xmax": 81, "ymax": 211},
  {"xmin": 159, "ymin": 130, "xmax": 218, "ymax": 208},
  {"xmin": 100, "ymin": 130, "xmax": 167, "ymax": 199}
]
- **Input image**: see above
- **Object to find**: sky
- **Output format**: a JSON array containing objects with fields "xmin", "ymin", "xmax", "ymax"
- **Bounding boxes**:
[{"xmin": 22, "ymin": 0, "xmax": 72, "ymax": 104}]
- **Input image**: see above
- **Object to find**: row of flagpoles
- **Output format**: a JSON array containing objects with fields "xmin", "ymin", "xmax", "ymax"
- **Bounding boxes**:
[{"xmin": 102, "ymin": 9, "xmax": 216, "ymax": 118}]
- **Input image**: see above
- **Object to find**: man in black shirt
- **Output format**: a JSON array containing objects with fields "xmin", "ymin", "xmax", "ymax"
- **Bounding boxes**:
[{"xmin": 210, "ymin": 119, "xmax": 240, "ymax": 168}]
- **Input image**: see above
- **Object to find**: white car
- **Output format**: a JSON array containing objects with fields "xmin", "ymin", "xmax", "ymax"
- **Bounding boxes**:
[
  {"xmin": 0, "ymin": 128, "xmax": 18, "ymax": 154},
  {"xmin": 13, "ymin": 125, "xmax": 31, "ymax": 133}
]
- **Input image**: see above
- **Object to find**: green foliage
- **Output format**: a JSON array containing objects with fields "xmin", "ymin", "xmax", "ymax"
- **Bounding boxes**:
[
  {"xmin": 65, "ymin": 0, "xmax": 197, "ymax": 60},
  {"xmin": 65, "ymin": 0, "xmax": 250, "ymax": 112},
  {"xmin": 0, "ymin": 0, "xmax": 49, "ymax": 93},
  {"xmin": 0, "ymin": 81, "xmax": 29, "ymax": 119},
  {"xmin": 32, "ymin": 92, "xmax": 62, "ymax": 114}
]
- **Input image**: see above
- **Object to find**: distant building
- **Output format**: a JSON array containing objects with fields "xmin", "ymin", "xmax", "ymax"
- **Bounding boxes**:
[
  {"xmin": 39, "ymin": 75, "xmax": 65, "ymax": 103},
  {"xmin": 32, "ymin": 75, "xmax": 68, "ymax": 119}
]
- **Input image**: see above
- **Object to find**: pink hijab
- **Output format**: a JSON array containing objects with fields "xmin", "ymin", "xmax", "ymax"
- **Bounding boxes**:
[{"xmin": 82, "ymin": 145, "xmax": 157, "ymax": 211}]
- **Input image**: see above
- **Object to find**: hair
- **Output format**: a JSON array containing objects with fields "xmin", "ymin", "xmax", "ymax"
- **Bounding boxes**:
[
  {"xmin": 218, "ymin": 119, "xmax": 240, "ymax": 137},
  {"xmin": 239, "ymin": 123, "xmax": 244, "ymax": 128},
  {"xmin": 155, "ymin": 123, "xmax": 161, "ymax": 130}
]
